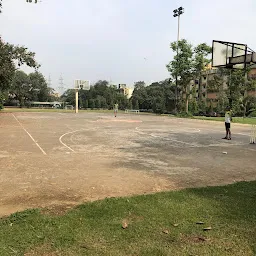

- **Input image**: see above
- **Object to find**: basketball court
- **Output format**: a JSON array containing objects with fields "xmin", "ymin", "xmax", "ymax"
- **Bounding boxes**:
[{"xmin": 0, "ymin": 111, "xmax": 255, "ymax": 216}]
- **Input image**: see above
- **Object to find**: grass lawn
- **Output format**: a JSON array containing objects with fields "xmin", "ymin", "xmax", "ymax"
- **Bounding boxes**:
[
  {"xmin": 193, "ymin": 116, "xmax": 256, "ymax": 125},
  {"xmin": 0, "ymin": 181, "xmax": 255, "ymax": 255}
]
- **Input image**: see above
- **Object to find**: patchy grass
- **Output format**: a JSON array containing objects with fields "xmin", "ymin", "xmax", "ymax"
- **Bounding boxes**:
[
  {"xmin": 0, "ymin": 181, "xmax": 256, "ymax": 255},
  {"xmin": 193, "ymin": 116, "xmax": 256, "ymax": 125}
]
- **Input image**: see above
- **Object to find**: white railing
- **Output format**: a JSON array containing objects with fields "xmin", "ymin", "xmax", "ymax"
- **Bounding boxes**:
[{"xmin": 125, "ymin": 109, "xmax": 140, "ymax": 114}]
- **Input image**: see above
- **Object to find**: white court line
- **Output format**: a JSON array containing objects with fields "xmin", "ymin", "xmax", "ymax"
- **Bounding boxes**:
[
  {"xmin": 59, "ymin": 130, "xmax": 78, "ymax": 152},
  {"xmin": 12, "ymin": 113, "xmax": 47, "ymax": 155},
  {"xmin": 59, "ymin": 127, "xmax": 100, "ymax": 153}
]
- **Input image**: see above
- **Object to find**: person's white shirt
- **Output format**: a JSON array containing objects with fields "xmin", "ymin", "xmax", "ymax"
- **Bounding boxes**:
[{"xmin": 225, "ymin": 111, "xmax": 231, "ymax": 123}]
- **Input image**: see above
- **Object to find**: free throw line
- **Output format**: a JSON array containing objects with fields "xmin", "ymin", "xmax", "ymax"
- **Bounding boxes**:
[{"xmin": 12, "ymin": 113, "xmax": 47, "ymax": 155}]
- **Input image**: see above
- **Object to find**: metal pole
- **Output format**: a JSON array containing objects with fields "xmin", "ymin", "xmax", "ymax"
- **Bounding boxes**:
[
  {"xmin": 175, "ymin": 15, "xmax": 180, "ymax": 112},
  {"xmin": 75, "ymin": 89, "xmax": 79, "ymax": 113},
  {"xmin": 177, "ymin": 15, "xmax": 180, "ymax": 43}
]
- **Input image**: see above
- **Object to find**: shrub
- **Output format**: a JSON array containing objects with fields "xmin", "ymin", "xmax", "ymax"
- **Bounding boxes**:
[
  {"xmin": 248, "ymin": 110, "xmax": 256, "ymax": 118},
  {"xmin": 177, "ymin": 111, "xmax": 193, "ymax": 118}
]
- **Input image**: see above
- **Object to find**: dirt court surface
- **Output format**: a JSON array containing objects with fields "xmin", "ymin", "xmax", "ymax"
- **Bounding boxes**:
[{"xmin": 0, "ymin": 111, "xmax": 255, "ymax": 216}]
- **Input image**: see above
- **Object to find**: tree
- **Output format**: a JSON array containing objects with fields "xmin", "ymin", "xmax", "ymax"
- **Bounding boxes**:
[
  {"xmin": 189, "ymin": 99, "xmax": 198, "ymax": 114},
  {"xmin": 134, "ymin": 99, "xmax": 139, "ymax": 110},
  {"xmin": 9, "ymin": 71, "xmax": 53, "ymax": 107},
  {"xmin": 100, "ymin": 97, "xmax": 107, "ymax": 109},
  {"xmin": 95, "ymin": 98, "xmax": 101, "ymax": 109},
  {"xmin": 193, "ymin": 43, "xmax": 212, "ymax": 77},
  {"xmin": 84, "ymin": 99, "xmax": 89, "ymax": 109},
  {"xmin": 89, "ymin": 99, "xmax": 95, "ymax": 109},
  {"xmin": 193, "ymin": 43, "xmax": 212, "ymax": 104},
  {"xmin": 28, "ymin": 72, "xmax": 49, "ymax": 101},
  {"xmin": 166, "ymin": 39, "xmax": 194, "ymax": 112},
  {"xmin": 132, "ymin": 81, "xmax": 147, "ymax": 109},
  {"xmin": 9, "ymin": 71, "xmax": 30, "ymax": 107},
  {"xmin": 0, "ymin": 37, "xmax": 39, "ymax": 91},
  {"xmin": 61, "ymin": 89, "xmax": 75, "ymax": 106},
  {"xmin": 127, "ymin": 100, "xmax": 132, "ymax": 110},
  {"xmin": 0, "ymin": 37, "xmax": 39, "ymax": 110},
  {"xmin": 227, "ymin": 70, "xmax": 245, "ymax": 115}
]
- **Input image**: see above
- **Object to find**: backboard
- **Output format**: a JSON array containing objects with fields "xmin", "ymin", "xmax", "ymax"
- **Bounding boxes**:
[
  {"xmin": 74, "ymin": 80, "xmax": 90, "ymax": 90},
  {"xmin": 212, "ymin": 40, "xmax": 255, "ymax": 70}
]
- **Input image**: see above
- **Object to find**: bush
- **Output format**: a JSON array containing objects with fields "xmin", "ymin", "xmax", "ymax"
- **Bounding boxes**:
[
  {"xmin": 177, "ymin": 111, "xmax": 193, "ymax": 118},
  {"xmin": 0, "ymin": 94, "xmax": 4, "ymax": 110},
  {"xmin": 248, "ymin": 111, "xmax": 256, "ymax": 118}
]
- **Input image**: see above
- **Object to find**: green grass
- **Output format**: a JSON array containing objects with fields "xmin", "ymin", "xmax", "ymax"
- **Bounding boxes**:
[
  {"xmin": 0, "ymin": 181, "xmax": 255, "ymax": 255},
  {"xmin": 193, "ymin": 116, "xmax": 256, "ymax": 125}
]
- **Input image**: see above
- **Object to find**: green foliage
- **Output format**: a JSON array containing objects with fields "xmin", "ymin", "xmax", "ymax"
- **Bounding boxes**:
[
  {"xmin": 127, "ymin": 100, "xmax": 132, "ymax": 110},
  {"xmin": 61, "ymin": 80, "xmax": 130, "ymax": 110},
  {"xmin": 7, "ymin": 71, "xmax": 53, "ymax": 107},
  {"xmin": 84, "ymin": 99, "xmax": 88, "ymax": 109},
  {"xmin": 166, "ymin": 40, "xmax": 212, "ymax": 112},
  {"xmin": 198, "ymin": 100, "xmax": 206, "ymax": 112},
  {"xmin": 166, "ymin": 39, "xmax": 194, "ymax": 97},
  {"xmin": 0, "ymin": 94, "xmax": 4, "ymax": 109},
  {"xmin": 193, "ymin": 43, "xmax": 212, "ymax": 76},
  {"xmin": 189, "ymin": 100, "xmax": 198, "ymax": 114},
  {"xmin": 248, "ymin": 110, "xmax": 256, "ymax": 117},
  {"xmin": 133, "ymin": 99, "xmax": 139, "ymax": 110},
  {"xmin": 89, "ymin": 99, "xmax": 95, "ymax": 109},
  {"xmin": 131, "ymin": 80, "xmax": 175, "ymax": 113},
  {"xmin": 0, "ymin": 37, "xmax": 39, "ymax": 92},
  {"xmin": 177, "ymin": 111, "xmax": 193, "ymax": 118},
  {"xmin": 95, "ymin": 98, "xmax": 101, "ymax": 109}
]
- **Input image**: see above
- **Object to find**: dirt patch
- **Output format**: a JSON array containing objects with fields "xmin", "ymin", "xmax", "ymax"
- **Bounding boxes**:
[{"xmin": 24, "ymin": 245, "xmax": 60, "ymax": 256}]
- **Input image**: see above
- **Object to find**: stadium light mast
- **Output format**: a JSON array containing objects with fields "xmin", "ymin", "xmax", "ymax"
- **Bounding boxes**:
[{"xmin": 173, "ymin": 6, "xmax": 184, "ymax": 111}]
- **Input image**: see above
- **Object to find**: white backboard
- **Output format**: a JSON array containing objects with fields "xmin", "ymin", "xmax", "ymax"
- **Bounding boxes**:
[
  {"xmin": 74, "ymin": 80, "xmax": 90, "ymax": 90},
  {"xmin": 212, "ymin": 40, "xmax": 247, "ymax": 69}
]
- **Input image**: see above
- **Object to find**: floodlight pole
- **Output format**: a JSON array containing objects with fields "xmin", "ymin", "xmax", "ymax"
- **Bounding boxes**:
[
  {"xmin": 176, "ymin": 15, "xmax": 180, "ymax": 112},
  {"xmin": 75, "ymin": 89, "xmax": 79, "ymax": 113},
  {"xmin": 173, "ymin": 7, "xmax": 184, "ymax": 112}
]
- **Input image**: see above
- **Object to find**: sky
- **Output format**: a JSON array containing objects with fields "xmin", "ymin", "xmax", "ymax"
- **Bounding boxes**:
[{"xmin": 1, "ymin": 0, "xmax": 256, "ymax": 93}]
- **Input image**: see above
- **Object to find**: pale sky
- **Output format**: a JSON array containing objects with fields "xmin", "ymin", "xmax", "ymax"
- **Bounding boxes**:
[{"xmin": 1, "ymin": 0, "xmax": 256, "ymax": 93}]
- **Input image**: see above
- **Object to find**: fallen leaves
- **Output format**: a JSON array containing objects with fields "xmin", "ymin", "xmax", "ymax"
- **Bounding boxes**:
[{"xmin": 122, "ymin": 220, "xmax": 128, "ymax": 229}]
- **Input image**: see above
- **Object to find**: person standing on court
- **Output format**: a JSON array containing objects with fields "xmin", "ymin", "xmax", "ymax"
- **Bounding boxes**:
[
  {"xmin": 114, "ymin": 103, "xmax": 118, "ymax": 117},
  {"xmin": 223, "ymin": 107, "xmax": 232, "ymax": 140}
]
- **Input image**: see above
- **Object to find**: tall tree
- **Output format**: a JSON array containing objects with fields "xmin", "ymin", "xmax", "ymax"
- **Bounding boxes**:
[
  {"xmin": 193, "ymin": 43, "xmax": 212, "ymax": 104},
  {"xmin": 9, "ymin": 71, "xmax": 53, "ymax": 107},
  {"xmin": 166, "ymin": 39, "xmax": 194, "ymax": 112},
  {"xmin": 131, "ymin": 81, "xmax": 147, "ymax": 109},
  {"xmin": 28, "ymin": 72, "xmax": 49, "ymax": 102},
  {"xmin": 0, "ymin": 37, "xmax": 39, "ymax": 108},
  {"xmin": 193, "ymin": 43, "xmax": 212, "ymax": 77},
  {"xmin": 9, "ymin": 71, "xmax": 30, "ymax": 107}
]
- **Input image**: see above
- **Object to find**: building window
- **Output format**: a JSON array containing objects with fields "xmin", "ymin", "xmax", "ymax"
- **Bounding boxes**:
[{"xmin": 204, "ymin": 76, "xmax": 207, "ymax": 80}]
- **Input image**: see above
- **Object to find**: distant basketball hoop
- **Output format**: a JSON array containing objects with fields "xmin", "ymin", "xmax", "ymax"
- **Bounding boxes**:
[
  {"xmin": 74, "ymin": 80, "xmax": 90, "ymax": 113},
  {"xmin": 74, "ymin": 80, "xmax": 90, "ymax": 90}
]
